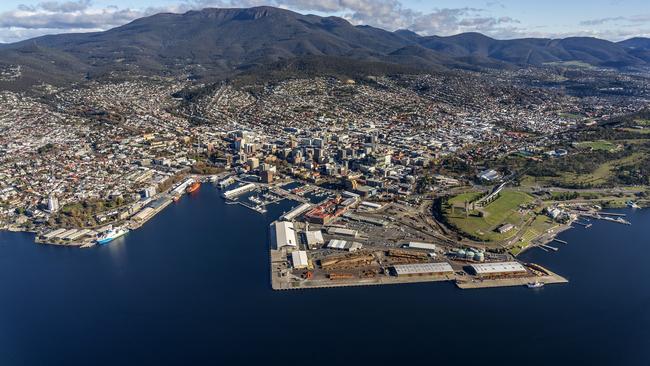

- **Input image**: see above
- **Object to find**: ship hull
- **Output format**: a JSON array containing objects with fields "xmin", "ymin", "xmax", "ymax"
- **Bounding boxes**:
[
  {"xmin": 97, "ymin": 230, "xmax": 128, "ymax": 245},
  {"xmin": 186, "ymin": 182, "xmax": 201, "ymax": 193}
]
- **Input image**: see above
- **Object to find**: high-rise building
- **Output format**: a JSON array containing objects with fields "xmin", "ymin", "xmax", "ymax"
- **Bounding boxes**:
[
  {"xmin": 47, "ymin": 196, "xmax": 60, "ymax": 213},
  {"xmin": 247, "ymin": 157, "xmax": 260, "ymax": 169},
  {"xmin": 261, "ymin": 170, "xmax": 274, "ymax": 184}
]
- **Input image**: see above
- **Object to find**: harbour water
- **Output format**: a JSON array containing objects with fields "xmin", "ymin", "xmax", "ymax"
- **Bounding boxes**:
[{"xmin": 1, "ymin": 187, "xmax": 649, "ymax": 365}]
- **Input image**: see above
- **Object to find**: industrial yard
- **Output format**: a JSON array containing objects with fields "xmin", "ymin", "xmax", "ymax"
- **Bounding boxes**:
[{"xmin": 261, "ymin": 180, "xmax": 571, "ymax": 291}]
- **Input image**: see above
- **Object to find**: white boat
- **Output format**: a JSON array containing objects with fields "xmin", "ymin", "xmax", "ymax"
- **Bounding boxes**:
[
  {"xmin": 96, "ymin": 227, "xmax": 129, "ymax": 245},
  {"xmin": 526, "ymin": 282, "xmax": 544, "ymax": 289}
]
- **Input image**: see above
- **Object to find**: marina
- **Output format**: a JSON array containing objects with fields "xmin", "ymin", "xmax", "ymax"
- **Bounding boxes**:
[{"xmin": 221, "ymin": 184, "xmax": 288, "ymax": 214}]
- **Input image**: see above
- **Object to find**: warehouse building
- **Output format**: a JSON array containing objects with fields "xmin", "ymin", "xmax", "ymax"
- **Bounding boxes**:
[
  {"xmin": 406, "ymin": 242, "xmax": 436, "ymax": 251},
  {"xmin": 327, "ymin": 239, "xmax": 363, "ymax": 252},
  {"xmin": 291, "ymin": 251, "xmax": 309, "ymax": 269},
  {"xmin": 360, "ymin": 201, "xmax": 382, "ymax": 210},
  {"xmin": 305, "ymin": 230, "xmax": 324, "ymax": 247},
  {"xmin": 55, "ymin": 229, "xmax": 79, "ymax": 240},
  {"xmin": 271, "ymin": 221, "xmax": 297, "ymax": 249},
  {"xmin": 281, "ymin": 202, "xmax": 312, "ymax": 221},
  {"xmin": 391, "ymin": 262, "xmax": 454, "ymax": 277},
  {"xmin": 327, "ymin": 227, "xmax": 358, "ymax": 237},
  {"xmin": 132, "ymin": 207, "xmax": 155, "ymax": 222},
  {"xmin": 496, "ymin": 223, "xmax": 515, "ymax": 234},
  {"xmin": 65, "ymin": 229, "xmax": 92, "ymax": 241},
  {"xmin": 470, "ymin": 262, "xmax": 527, "ymax": 277},
  {"xmin": 41, "ymin": 228, "xmax": 67, "ymax": 241},
  {"xmin": 342, "ymin": 212, "xmax": 388, "ymax": 226},
  {"xmin": 222, "ymin": 183, "xmax": 256, "ymax": 199}
]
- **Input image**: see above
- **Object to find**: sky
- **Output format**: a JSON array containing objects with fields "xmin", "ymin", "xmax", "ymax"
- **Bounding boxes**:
[{"xmin": 0, "ymin": 0, "xmax": 648, "ymax": 43}]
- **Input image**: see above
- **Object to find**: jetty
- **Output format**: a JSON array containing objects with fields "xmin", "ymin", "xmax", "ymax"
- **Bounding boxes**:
[
  {"xmin": 540, "ymin": 244, "xmax": 559, "ymax": 252},
  {"xmin": 580, "ymin": 212, "xmax": 632, "ymax": 225}
]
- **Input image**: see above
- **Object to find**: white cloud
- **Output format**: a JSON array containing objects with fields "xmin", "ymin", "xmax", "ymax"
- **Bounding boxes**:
[
  {"xmin": 580, "ymin": 14, "xmax": 650, "ymax": 26},
  {"xmin": 0, "ymin": 0, "xmax": 647, "ymax": 43}
]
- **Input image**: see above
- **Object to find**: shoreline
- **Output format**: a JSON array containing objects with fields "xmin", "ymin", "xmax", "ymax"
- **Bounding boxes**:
[
  {"xmin": 3, "ymin": 173, "xmax": 231, "ymax": 247},
  {"xmin": 516, "ymin": 221, "xmax": 575, "ymax": 257},
  {"xmin": 2, "ymin": 180, "xmax": 642, "ymax": 291}
]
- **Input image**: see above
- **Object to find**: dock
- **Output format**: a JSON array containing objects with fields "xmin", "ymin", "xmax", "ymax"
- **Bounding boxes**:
[
  {"xmin": 271, "ymin": 267, "xmax": 568, "ymax": 291},
  {"xmin": 270, "ymin": 187, "xmax": 311, "ymax": 204},
  {"xmin": 455, "ymin": 272, "xmax": 568, "ymax": 289},
  {"xmin": 234, "ymin": 200, "xmax": 268, "ymax": 214},
  {"xmin": 580, "ymin": 212, "xmax": 632, "ymax": 225},
  {"xmin": 540, "ymin": 244, "xmax": 559, "ymax": 251}
]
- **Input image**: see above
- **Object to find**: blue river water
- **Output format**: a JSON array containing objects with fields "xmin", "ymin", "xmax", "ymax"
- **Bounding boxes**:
[{"xmin": 1, "ymin": 187, "xmax": 649, "ymax": 366}]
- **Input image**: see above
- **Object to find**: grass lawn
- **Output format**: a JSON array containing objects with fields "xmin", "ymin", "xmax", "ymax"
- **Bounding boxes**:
[
  {"xmin": 448, "ymin": 191, "xmax": 483, "ymax": 205},
  {"xmin": 634, "ymin": 119, "xmax": 650, "ymax": 126},
  {"xmin": 575, "ymin": 140, "xmax": 620, "ymax": 152},
  {"xmin": 560, "ymin": 112, "xmax": 585, "ymax": 120},
  {"xmin": 445, "ymin": 190, "xmax": 534, "ymax": 242},
  {"xmin": 559, "ymin": 152, "xmax": 643, "ymax": 186},
  {"xmin": 521, "ymin": 152, "xmax": 645, "ymax": 188},
  {"xmin": 619, "ymin": 128, "xmax": 650, "ymax": 135}
]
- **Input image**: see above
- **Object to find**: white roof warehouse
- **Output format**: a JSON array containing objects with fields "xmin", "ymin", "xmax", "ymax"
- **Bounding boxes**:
[
  {"xmin": 271, "ymin": 221, "xmax": 297, "ymax": 249},
  {"xmin": 470, "ymin": 262, "xmax": 527, "ymax": 277},
  {"xmin": 392, "ymin": 262, "xmax": 454, "ymax": 277},
  {"xmin": 291, "ymin": 251, "xmax": 309, "ymax": 269}
]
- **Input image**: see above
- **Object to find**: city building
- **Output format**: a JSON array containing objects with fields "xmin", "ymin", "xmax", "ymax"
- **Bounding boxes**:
[{"xmin": 47, "ymin": 196, "xmax": 60, "ymax": 213}]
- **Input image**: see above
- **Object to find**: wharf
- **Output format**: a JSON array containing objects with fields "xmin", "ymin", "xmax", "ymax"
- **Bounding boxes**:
[
  {"xmin": 271, "ymin": 269, "xmax": 452, "ymax": 290},
  {"xmin": 455, "ymin": 272, "xmax": 568, "ymax": 289},
  {"xmin": 271, "ymin": 270, "xmax": 568, "ymax": 291},
  {"xmin": 579, "ymin": 212, "xmax": 631, "ymax": 225},
  {"xmin": 540, "ymin": 244, "xmax": 559, "ymax": 251},
  {"xmin": 128, "ymin": 197, "xmax": 172, "ymax": 229},
  {"xmin": 270, "ymin": 248, "xmax": 568, "ymax": 291},
  {"xmin": 35, "ymin": 237, "xmax": 95, "ymax": 247}
]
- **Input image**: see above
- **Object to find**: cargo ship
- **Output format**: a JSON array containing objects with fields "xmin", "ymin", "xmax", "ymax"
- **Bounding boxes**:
[
  {"xmin": 186, "ymin": 181, "xmax": 201, "ymax": 193},
  {"xmin": 96, "ymin": 227, "xmax": 129, "ymax": 245}
]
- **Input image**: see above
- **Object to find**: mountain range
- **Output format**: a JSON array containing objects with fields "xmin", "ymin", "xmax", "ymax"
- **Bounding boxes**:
[{"xmin": 1, "ymin": 6, "xmax": 649, "ymax": 87}]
